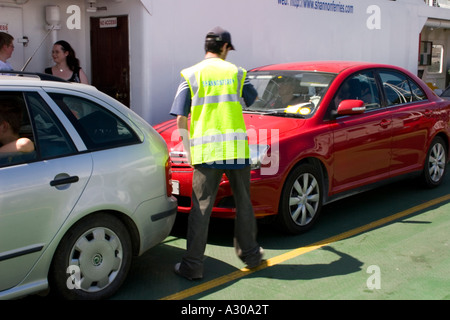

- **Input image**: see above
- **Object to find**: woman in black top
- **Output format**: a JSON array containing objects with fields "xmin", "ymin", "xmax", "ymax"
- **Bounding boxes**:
[{"xmin": 45, "ymin": 40, "xmax": 88, "ymax": 84}]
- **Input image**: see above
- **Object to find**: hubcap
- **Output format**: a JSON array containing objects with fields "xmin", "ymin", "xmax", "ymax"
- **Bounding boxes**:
[
  {"xmin": 92, "ymin": 254, "xmax": 103, "ymax": 266},
  {"xmin": 428, "ymin": 143, "xmax": 446, "ymax": 183},
  {"xmin": 289, "ymin": 173, "xmax": 320, "ymax": 226},
  {"xmin": 70, "ymin": 227, "xmax": 123, "ymax": 292}
]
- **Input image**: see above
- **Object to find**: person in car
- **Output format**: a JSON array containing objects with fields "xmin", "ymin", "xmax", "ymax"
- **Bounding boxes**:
[
  {"xmin": 276, "ymin": 78, "xmax": 305, "ymax": 108},
  {"xmin": 0, "ymin": 100, "xmax": 34, "ymax": 153},
  {"xmin": 170, "ymin": 26, "xmax": 263, "ymax": 280}
]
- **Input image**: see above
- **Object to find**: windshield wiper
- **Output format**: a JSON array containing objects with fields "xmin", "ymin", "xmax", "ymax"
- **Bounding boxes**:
[
  {"xmin": 243, "ymin": 109, "xmax": 264, "ymax": 114},
  {"xmin": 265, "ymin": 111, "xmax": 306, "ymax": 118},
  {"xmin": 243, "ymin": 109, "xmax": 306, "ymax": 118}
]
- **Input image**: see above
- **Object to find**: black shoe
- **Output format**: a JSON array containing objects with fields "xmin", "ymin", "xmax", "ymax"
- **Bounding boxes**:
[
  {"xmin": 245, "ymin": 247, "xmax": 265, "ymax": 269},
  {"xmin": 174, "ymin": 263, "xmax": 203, "ymax": 281}
]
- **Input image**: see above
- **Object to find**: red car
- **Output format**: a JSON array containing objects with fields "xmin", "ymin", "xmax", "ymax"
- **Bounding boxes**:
[{"xmin": 155, "ymin": 61, "xmax": 450, "ymax": 234}]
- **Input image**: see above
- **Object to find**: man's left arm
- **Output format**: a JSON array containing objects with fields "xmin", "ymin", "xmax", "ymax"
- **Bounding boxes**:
[{"xmin": 242, "ymin": 76, "xmax": 258, "ymax": 107}]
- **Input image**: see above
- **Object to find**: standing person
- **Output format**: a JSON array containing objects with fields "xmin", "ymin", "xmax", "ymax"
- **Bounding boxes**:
[
  {"xmin": 45, "ymin": 40, "xmax": 88, "ymax": 84},
  {"xmin": 170, "ymin": 26, "xmax": 263, "ymax": 280},
  {"xmin": 0, "ymin": 32, "xmax": 14, "ymax": 71}
]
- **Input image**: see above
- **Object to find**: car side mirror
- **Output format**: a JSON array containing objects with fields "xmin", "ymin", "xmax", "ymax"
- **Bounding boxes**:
[{"xmin": 337, "ymin": 99, "xmax": 365, "ymax": 116}]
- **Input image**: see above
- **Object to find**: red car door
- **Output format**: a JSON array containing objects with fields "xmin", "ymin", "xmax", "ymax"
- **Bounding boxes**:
[
  {"xmin": 331, "ymin": 110, "xmax": 392, "ymax": 194},
  {"xmin": 329, "ymin": 71, "xmax": 393, "ymax": 194},
  {"xmin": 378, "ymin": 70, "xmax": 433, "ymax": 177}
]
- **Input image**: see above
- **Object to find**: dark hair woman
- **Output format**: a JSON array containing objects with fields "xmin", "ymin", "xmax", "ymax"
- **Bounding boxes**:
[{"xmin": 45, "ymin": 40, "xmax": 88, "ymax": 84}]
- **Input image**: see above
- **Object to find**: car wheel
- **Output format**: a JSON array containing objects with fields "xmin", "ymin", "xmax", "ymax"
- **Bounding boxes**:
[
  {"xmin": 277, "ymin": 164, "xmax": 323, "ymax": 234},
  {"xmin": 49, "ymin": 213, "xmax": 132, "ymax": 300},
  {"xmin": 421, "ymin": 136, "xmax": 447, "ymax": 188}
]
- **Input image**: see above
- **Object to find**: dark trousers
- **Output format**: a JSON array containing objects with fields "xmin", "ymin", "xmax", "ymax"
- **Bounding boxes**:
[{"xmin": 179, "ymin": 165, "xmax": 261, "ymax": 278}]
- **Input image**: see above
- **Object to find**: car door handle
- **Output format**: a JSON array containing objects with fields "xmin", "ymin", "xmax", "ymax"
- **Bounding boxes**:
[
  {"xmin": 424, "ymin": 109, "xmax": 432, "ymax": 117},
  {"xmin": 50, "ymin": 176, "xmax": 79, "ymax": 187},
  {"xmin": 379, "ymin": 119, "xmax": 392, "ymax": 128}
]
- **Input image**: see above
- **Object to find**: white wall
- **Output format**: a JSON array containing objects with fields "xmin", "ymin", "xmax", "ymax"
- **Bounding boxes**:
[
  {"xmin": 9, "ymin": 0, "xmax": 90, "ymax": 77},
  {"xmin": 143, "ymin": 0, "xmax": 429, "ymax": 124},
  {"xmin": 1, "ymin": 0, "xmax": 446, "ymax": 126}
]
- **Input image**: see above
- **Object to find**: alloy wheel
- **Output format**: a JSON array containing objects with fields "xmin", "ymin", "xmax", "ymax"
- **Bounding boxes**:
[
  {"xmin": 428, "ymin": 142, "xmax": 446, "ymax": 183},
  {"xmin": 288, "ymin": 172, "xmax": 321, "ymax": 226}
]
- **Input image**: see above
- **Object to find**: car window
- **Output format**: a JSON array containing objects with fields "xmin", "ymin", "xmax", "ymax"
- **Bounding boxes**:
[
  {"xmin": 49, "ymin": 93, "xmax": 140, "ymax": 150},
  {"xmin": 329, "ymin": 71, "xmax": 381, "ymax": 117},
  {"xmin": 442, "ymin": 86, "xmax": 450, "ymax": 98},
  {"xmin": 26, "ymin": 92, "xmax": 78, "ymax": 159},
  {"xmin": 247, "ymin": 71, "xmax": 335, "ymax": 117},
  {"xmin": 0, "ymin": 92, "xmax": 38, "ymax": 167},
  {"xmin": 378, "ymin": 70, "xmax": 427, "ymax": 106},
  {"xmin": 409, "ymin": 80, "xmax": 427, "ymax": 101}
]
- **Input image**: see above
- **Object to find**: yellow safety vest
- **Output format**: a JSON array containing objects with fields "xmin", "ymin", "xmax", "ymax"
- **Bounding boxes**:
[{"xmin": 181, "ymin": 58, "xmax": 249, "ymax": 165}]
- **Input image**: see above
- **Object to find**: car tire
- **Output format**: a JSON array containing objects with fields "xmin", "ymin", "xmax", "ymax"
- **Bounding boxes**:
[
  {"xmin": 49, "ymin": 213, "xmax": 132, "ymax": 300},
  {"xmin": 277, "ymin": 163, "xmax": 323, "ymax": 234},
  {"xmin": 421, "ymin": 136, "xmax": 448, "ymax": 188}
]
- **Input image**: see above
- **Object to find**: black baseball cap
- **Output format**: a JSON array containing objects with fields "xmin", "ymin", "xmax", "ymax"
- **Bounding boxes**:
[{"xmin": 206, "ymin": 26, "xmax": 235, "ymax": 50}]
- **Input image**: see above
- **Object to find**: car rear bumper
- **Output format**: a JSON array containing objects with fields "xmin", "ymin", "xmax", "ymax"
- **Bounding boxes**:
[
  {"xmin": 134, "ymin": 195, "xmax": 178, "ymax": 255},
  {"xmin": 172, "ymin": 167, "xmax": 280, "ymax": 219}
]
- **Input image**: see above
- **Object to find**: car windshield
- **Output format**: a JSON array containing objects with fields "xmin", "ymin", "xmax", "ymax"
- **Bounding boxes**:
[{"xmin": 246, "ymin": 71, "xmax": 336, "ymax": 118}]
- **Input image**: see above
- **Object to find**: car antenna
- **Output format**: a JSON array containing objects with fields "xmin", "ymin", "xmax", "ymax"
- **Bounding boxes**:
[{"xmin": 21, "ymin": 26, "xmax": 54, "ymax": 72}]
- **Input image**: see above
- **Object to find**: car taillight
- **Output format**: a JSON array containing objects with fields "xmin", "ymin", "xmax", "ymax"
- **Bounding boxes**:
[{"xmin": 165, "ymin": 158, "xmax": 173, "ymax": 197}]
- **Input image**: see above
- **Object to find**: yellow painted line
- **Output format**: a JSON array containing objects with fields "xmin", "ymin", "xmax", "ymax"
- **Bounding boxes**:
[{"xmin": 160, "ymin": 194, "xmax": 450, "ymax": 300}]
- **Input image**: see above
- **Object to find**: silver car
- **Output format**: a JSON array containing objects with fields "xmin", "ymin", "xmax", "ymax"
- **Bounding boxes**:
[{"xmin": 0, "ymin": 74, "xmax": 177, "ymax": 300}]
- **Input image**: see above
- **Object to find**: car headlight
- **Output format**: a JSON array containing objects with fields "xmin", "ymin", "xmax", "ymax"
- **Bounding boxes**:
[{"xmin": 249, "ymin": 144, "xmax": 269, "ymax": 170}]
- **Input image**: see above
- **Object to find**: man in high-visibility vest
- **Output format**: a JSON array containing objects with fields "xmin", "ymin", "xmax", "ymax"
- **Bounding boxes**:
[{"xmin": 170, "ymin": 26, "xmax": 263, "ymax": 280}]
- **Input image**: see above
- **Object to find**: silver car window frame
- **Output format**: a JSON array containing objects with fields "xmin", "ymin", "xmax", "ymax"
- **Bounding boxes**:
[
  {"xmin": 42, "ymin": 87, "xmax": 145, "ymax": 143},
  {"xmin": 0, "ymin": 86, "xmax": 87, "ymax": 153},
  {"xmin": 35, "ymin": 88, "xmax": 89, "ymax": 152}
]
